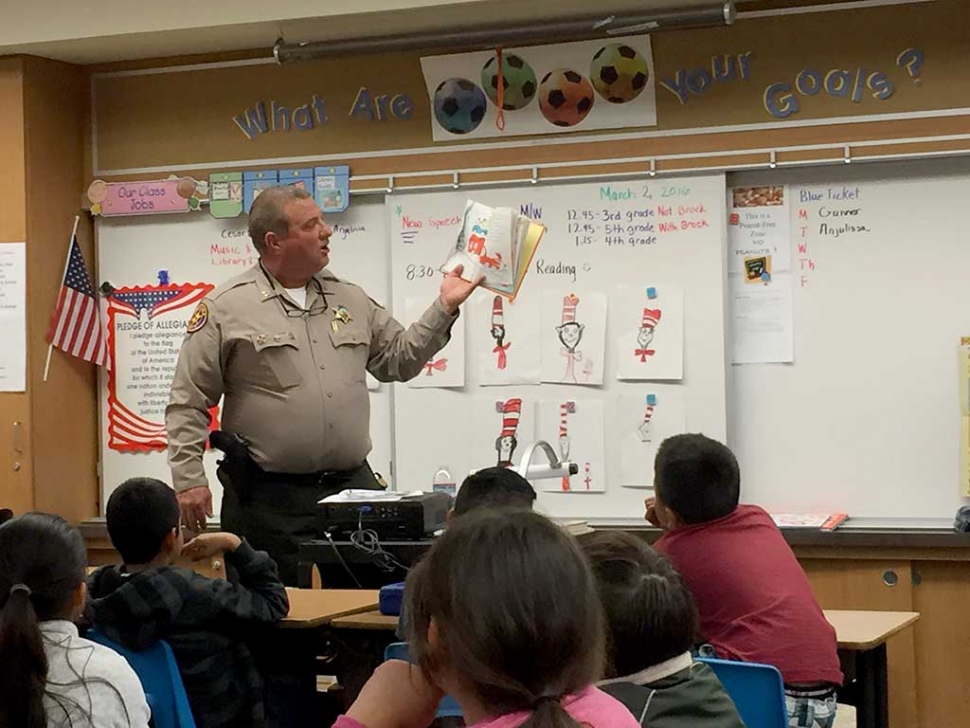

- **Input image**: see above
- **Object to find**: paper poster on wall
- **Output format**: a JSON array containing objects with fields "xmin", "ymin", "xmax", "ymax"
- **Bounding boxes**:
[
  {"xmin": 472, "ymin": 292, "xmax": 541, "ymax": 385},
  {"xmin": 537, "ymin": 399, "xmax": 606, "ymax": 493},
  {"xmin": 105, "ymin": 282, "xmax": 215, "ymax": 451},
  {"xmin": 0, "ymin": 244, "xmax": 26, "ymax": 392},
  {"xmin": 406, "ymin": 297, "xmax": 465, "ymax": 388},
  {"xmin": 618, "ymin": 387, "xmax": 687, "ymax": 488},
  {"xmin": 470, "ymin": 394, "xmax": 536, "ymax": 471},
  {"xmin": 960, "ymin": 338, "xmax": 970, "ymax": 496},
  {"xmin": 728, "ymin": 186, "xmax": 791, "ymax": 273},
  {"xmin": 731, "ymin": 273, "xmax": 794, "ymax": 364},
  {"xmin": 615, "ymin": 285, "xmax": 684, "ymax": 381},
  {"xmin": 421, "ymin": 35, "xmax": 656, "ymax": 141},
  {"xmin": 541, "ymin": 291, "xmax": 607, "ymax": 386}
]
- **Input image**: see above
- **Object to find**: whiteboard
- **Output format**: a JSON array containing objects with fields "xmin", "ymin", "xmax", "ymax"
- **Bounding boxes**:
[
  {"xmin": 388, "ymin": 176, "xmax": 729, "ymax": 520},
  {"xmin": 731, "ymin": 159, "xmax": 970, "ymax": 520},
  {"xmin": 95, "ymin": 199, "xmax": 392, "ymax": 512}
]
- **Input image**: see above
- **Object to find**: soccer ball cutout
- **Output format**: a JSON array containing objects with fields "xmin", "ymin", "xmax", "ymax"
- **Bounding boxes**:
[
  {"xmin": 481, "ymin": 53, "xmax": 538, "ymax": 111},
  {"xmin": 590, "ymin": 44, "xmax": 649, "ymax": 103},
  {"xmin": 433, "ymin": 78, "xmax": 488, "ymax": 135},
  {"xmin": 538, "ymin": 69, "xmax": 595, "ymax": 128}
]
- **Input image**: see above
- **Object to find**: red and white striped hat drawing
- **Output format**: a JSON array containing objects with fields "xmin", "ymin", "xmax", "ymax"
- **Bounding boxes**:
[
  {"xmin": 562, "ymin": 294, "xmax": 580, "ymax": 324},
  {"xmin": 641, "ymin": 307, "xmax": 662, "ymax": 329},
  {"xmin": 491, "ymin": 296, "xmax": 505, "ymax": 333},
  {"xmin": 500, "ymin": 398, "xmax": 522, "ymax": 438}
]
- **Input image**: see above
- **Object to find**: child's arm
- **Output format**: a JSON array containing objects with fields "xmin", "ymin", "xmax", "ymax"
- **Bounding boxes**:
[
  {"xmin": 185, "ymin": 534, "xmax": 289, "ymax": 623},
  {"xmin": 339, "ymin": 660, "xmax": 443, "ymax": 728}
]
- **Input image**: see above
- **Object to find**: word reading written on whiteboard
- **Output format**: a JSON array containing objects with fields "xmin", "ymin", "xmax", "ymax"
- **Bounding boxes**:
[{"xmin": 799, "ymin": 187, "xmax": 871, "ymax": 240}]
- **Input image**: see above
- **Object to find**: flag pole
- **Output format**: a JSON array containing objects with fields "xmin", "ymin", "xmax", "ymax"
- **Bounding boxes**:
[{"xmin": 43, "ymin": 215, "xmax": 81, "ymax": 383}]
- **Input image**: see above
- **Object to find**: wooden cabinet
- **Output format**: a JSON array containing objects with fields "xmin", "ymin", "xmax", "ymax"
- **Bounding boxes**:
[
  {"xmin": 798, "ymin": 548, "xmax": 970, "ymax": 728},
  {"xmin": 801, "ymin": 559, "xmax": 918, "ymax": 728},
  {"xmin": 910, "ymin": 562, "xmax": 970, "ymax": 728}
]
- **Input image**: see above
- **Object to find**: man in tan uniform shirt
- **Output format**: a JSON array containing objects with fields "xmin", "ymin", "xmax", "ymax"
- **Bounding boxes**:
[{"xmin": 167, "ymin": 185, "xmax": 480, "ymax": 583}]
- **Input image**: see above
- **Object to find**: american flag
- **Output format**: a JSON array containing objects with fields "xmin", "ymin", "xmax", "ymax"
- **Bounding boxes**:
[
  {"xmin": 46, "ymin": 236, "xmax": 108, "ymax": 367},
  {"xmin": 109, "ymin": 286, "xmax": 208, "ymax": 320},
  {"xmin": 108, "ymin": 397, "xmax": 220, "ymax": 451},
  {"xmin": 109, "ymin": 398, "xmax": 167, "ymax": 449}
]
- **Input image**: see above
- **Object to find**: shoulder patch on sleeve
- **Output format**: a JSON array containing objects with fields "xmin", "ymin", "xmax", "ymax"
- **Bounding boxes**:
[{"xmin": 186, "ymin": 303, "xmax": 209, "ymax": 333}]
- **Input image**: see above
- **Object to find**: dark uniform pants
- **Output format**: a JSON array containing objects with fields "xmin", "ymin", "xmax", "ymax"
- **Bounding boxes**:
[{"xmin": 219, "ymin": 461, "xmax": 382, "ymax": 586}]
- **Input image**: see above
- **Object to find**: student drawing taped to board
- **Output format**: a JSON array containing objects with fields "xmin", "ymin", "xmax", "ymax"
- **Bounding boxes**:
[
  {"xmin": 490, "ymin": 295, "xmax": 511, "ymax": 370},
  {"xmin": 557, "ymin": 294, "xmax": 585, "ymax": 383},
  {"xmin": 638, "ymin": 395, "xmax": 657, "ymax": 443},
  {"xmin": 635, "ymin": 307, "xmax": 662, "ymax": 362},
  {"xmin": 559, "ymin": 401, "xmax": 573, "ymax": 491},
  {"xmin": 495, "ymin": 398, "xmax": 522, "ymax": 467}
]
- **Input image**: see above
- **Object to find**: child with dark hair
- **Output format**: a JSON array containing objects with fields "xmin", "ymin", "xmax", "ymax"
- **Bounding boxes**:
[
  {"xmin": 87, "ymin": 477, "xmax": 289, "ymax": 728},
  {"xmin": 582, "ymin": 531, "xmax": 744, "ymax": 728},
  {"xmin": 338, "ymin": 510, "xmax": 639, "ymax": 728},
  {"xmin": 0, "ymin": 513, "xmax": 150, "ymax": 728},
  {"xmin": 395, "ymin": 466, "xmax": 537, "ymax": 641},
  {"xmin": 452, "ymin": 466, "xmax": 537, "ymax": 518},
  {"xmin": 646, "ymin": 434, "xmax": 841, "ymax": 728}
]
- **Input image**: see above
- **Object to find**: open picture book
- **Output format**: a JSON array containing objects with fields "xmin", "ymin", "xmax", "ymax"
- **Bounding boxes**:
[{"xmin": 440, "ymin": 200, "xmax": 545, "ymax": 301}]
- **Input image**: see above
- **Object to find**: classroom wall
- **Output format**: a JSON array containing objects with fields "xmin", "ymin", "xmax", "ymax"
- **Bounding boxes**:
[
  {"xmin": 85, "ymin": 0, "xmax": 970, "ymax": 183},
  {"xmin": 0, "ymin": 59, "xmax": 31, "ymax": 516},
  {"xmin": 0, "ymin": 56, "xmax": 98, "ymax": 521},
  {"xmin": 22, "ymin": 57, "xmax": 100, "ymax": 521},
  {"xmin": 4, "ymin": 0, "xmax": 966, "ymax": 526}
]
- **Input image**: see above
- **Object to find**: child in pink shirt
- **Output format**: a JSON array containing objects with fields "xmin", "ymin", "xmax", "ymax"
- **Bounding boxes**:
[{"xmin": 333, "ymin": 510, "xmax": 639, "ymax": 728}]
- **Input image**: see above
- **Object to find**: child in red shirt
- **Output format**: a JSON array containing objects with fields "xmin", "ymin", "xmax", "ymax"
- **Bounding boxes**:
[{"xmin": 645, "ymin": 434, "xmax": 842, "ymax": 728}]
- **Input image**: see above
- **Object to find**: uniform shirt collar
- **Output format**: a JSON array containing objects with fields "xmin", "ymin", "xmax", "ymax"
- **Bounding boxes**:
[{"xmin": 254, "ymin": 263, "xmax": 338, "ymax": 304}]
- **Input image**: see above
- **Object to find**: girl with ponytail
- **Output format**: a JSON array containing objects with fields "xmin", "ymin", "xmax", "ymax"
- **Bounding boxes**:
[
  {"xmin": 335, "ymin": 510, "xmax": 639, "ymax": 728},
  {"xmin": 0, "ymin": 513, "xmax": 150, "ymax": 728}
]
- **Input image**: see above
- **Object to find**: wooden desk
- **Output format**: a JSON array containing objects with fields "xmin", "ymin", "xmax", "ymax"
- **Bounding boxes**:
[
  {"xmin": 330, "ymin": 609, "xmax": 399, "ymax": 631},
  {"xmin": 826, "ymin": 609, "xmax": 920, "ymax": 650},
  {"xmin": 824, "ymin": 610, "xmax": 920, "ymax": 728},
  {"xmin": 280, "ymin": 589, "xmax": 380, "ymax": 629}
]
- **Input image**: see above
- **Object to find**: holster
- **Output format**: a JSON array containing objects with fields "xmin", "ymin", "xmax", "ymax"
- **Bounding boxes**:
[{"xmin": 210, "ymin": 430, "xmax": 261, "ymax": 506}]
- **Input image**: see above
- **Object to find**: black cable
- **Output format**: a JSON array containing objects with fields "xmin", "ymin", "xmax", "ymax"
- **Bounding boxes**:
[
  {"xmin": 350, "ymin": 510, "xmax": 410, "ymax": 573},
  {"xmin": 324, "ymin": 530, "xmax": 362, "ymax": 588}
]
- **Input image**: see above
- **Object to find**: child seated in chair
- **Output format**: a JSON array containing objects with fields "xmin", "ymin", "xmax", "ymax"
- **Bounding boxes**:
[
  {"xmin": 582, "ymin": 530, "xmax": 744, "ymax": 728},
  {"xmin": 87, "ymin": 477, "xmax": 289, "ymax": 728},
  {"xmin": 0, "ymin": 513, "xmax": 150, "ymax": 728},
  {"xmin": 645, "ymin": 434, "xmax": 842, "ymax": 728},
  {"xmin": 337, "ymin": 509, "xmax": 640, "ymax": 728},
  {"xmin": 395, "ymin": 466, "xmax": 536, "ymax": 640}
]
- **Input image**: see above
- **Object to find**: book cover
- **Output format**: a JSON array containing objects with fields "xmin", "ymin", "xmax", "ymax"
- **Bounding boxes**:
[
  {"xmin": 771, "ymin": 513, "xmax": 848, "ymax": 530},
  {"xmin": 441, "ymin": 199, "xmax": 545, "ymax": 301}
]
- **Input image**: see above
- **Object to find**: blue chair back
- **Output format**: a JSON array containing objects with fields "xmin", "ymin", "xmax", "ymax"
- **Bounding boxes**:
[
  {"xmin": 697, "ymin": 657, "xmax": 788, "ymax": 728},
  {"xmin": 87, "ymin": 629, "xmax": 197, "ymax": 728},
  {"xmin": 384, "ymin": 642, "xmax": 463, "ymax": 718}
]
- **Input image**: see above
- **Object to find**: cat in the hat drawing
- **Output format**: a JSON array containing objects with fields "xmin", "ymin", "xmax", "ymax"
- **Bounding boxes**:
[
  {"xmin": 556, "ymin": 294, "xmax": 584, "ymax": 383},
  {"xmin": 634, "ymin": 308, "xmax": 662, "ymax": 362},
  {"xmin": 490, "ymin": 295, "xmax": 511, "ymax": 370},
  {"xmin": 495, "ymin": 398, "xmax": 522, "ymax": 467}
]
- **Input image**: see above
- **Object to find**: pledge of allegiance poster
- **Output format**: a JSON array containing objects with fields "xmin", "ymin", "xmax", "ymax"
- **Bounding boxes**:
[{"xmin": 106, "ymin": 282, "xmax": 215, "ymax": 451}]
